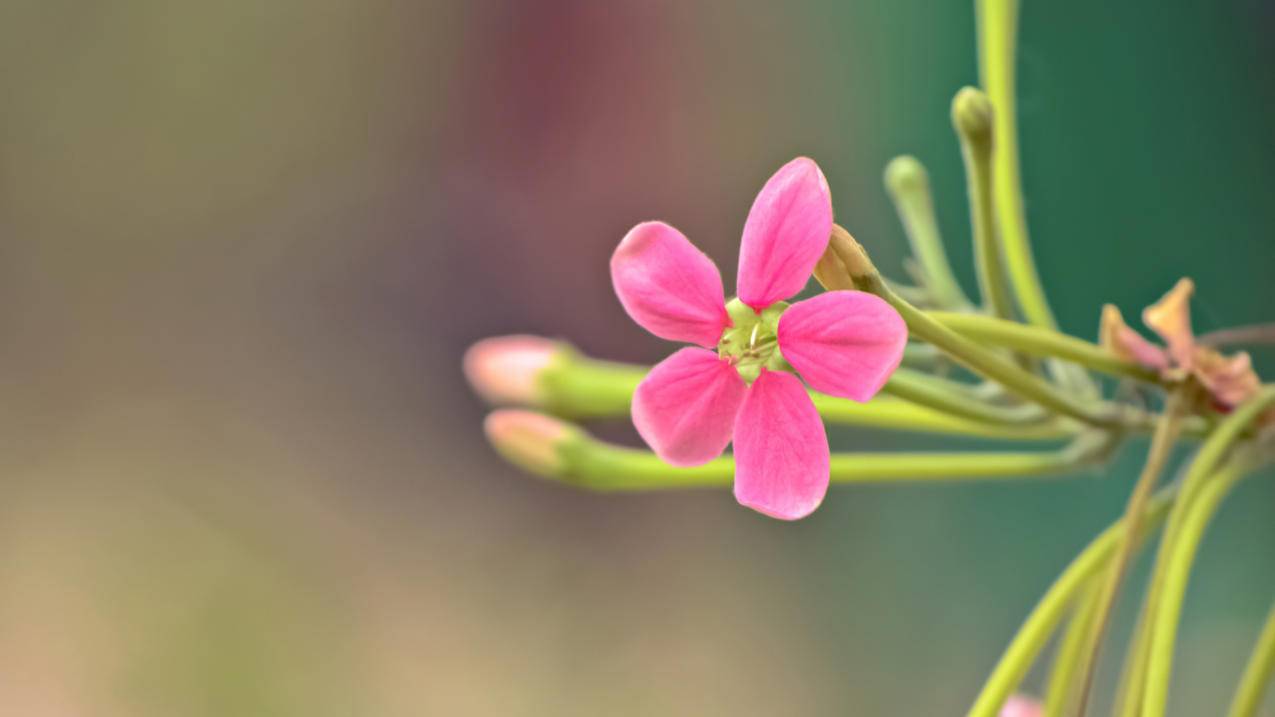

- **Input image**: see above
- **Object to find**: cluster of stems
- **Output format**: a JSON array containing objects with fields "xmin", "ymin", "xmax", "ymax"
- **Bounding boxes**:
[{"xmin": 467, "ymin": 1, "xmax": 1275, "ymax": 714}]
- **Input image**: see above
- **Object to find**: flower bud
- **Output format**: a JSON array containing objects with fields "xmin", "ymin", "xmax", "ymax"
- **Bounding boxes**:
[
  {"xmin": 883, "ymin": 155, "xmax": 929, "ymax": 198},
  {"xmin": 826, "ymin": 224, "xmax": 878, "ymax": 281},
  {"xmin": 998, "ymin": 694, "xmax": 1042, "ymax": 717},
  {"xmin": 482, "ymin": 410, "xmax": 580, "ymax": 477},
  {"xmin": 463, "ymin": 335, "xmax": 564, "ymax": 406},
  {"xmin": 813, "ymin": 245, "xmax": 855, "ymax": 291},
  {"xmin": 952, "ymin": 86, "xmax": 994, "ymax": 146}
]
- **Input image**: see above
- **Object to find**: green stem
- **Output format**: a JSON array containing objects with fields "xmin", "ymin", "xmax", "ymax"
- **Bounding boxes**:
[
  {"xmin": 952, "ymin": 87, "xmax": 1015, "ymax": 321},
  {"xmin": 1117, "ymin": 386, "xmax": 1275, "ymax": 717},
  {"xmin": 809, "ymin": 393, "xmax": 1070, "ymax": 440},
  {"xmin": 884, "ymin": 155, "xmax": 974, "ymax": 310},
  {"xmin": 554, "ymin": 430, "xmax": 1105, "ymax": 492},
  {"xmin": 975, "ymin": 0, "xmax": 1051, "ymax": 330},
  {"xmin": 965, "ymin": 490, "xmax": 1175, "ymax": 717},
  {"xmin": 1141, "ymin": 453, "xmax": 1263, "ymax": 717},
  {"xmin": 883, "ymin": 368, "xmax": 1049, "ymax": 425},
  {"xmin": 1070, "ymin": 390, "xmax": 1190, "ymax": 717},
  {"xmin": 541, "ymin": 352, "xmax": 1074, "ymax": 440},
  {"xmin": 1228, "ymin": 600, "xmax": 1275, "ymax": 717},
  {"xmin": 975, "ymin": 0, "xmax": 1101, "ymax": 400},
  {"xmin": 829, "ymin": 237, "xmax": 1121, "ymax": 429},
  {"xmin": 1044, "ymin": 581, "xmax": 1103, "ymax": 717},
  {"xmin": 929, "ymin": 311, "xmax": 1164, "ymax": 385}
]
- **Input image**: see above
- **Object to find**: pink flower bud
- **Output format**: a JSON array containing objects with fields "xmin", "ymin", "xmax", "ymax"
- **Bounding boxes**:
[
  {"xmin": 463, "ymin": 335, "xmax": 562, "ymax": 406},
  {"xmin": 482, "ymin": 410, "xmax": 577, "ymax": 477},
  {"xmin": 999, "ymin": 694, "xmax": 1043, "ymax": 717}
]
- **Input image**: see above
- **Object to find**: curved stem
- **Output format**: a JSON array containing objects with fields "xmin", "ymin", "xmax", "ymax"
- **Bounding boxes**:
[
  {"xmin": 1117, "ymin": 387, "xmax": 1275, "ymax": 716},
  {"xmin": 809, "ymin": 393, "xmax": 1071, "ymax": 440},
  {"xmin": 884, "ymin": 156, "xmax": 974, "ymax": 310},
  {"xmin": 830, "ymin": 237, "xmax": 1121, "ymax": 429},
  {"xmin": 1070, "ymin": 389, "xmax": 1190, "ymax": 717},
  {"xmin": 883, "ymin": 368, "xmax": 1049, "ymax": 425},
  {"xmin": 975, "ymin": 0, "xmax": 1051, "ymax": 330},
  {"xmin": 554, "ymin": 429, "xmax": 1106, "ymax": 492},
  {"xmin": 1141, "ymin": 454, "xmax": 1262, "ymax": 717},
  {"xmin": 1227, "ymin": 599, "xmax": 1275, "ymax": 717},
  {"xmin": 953, "ymin": 88, "xmax": 1015, "ymax": 321},
  {"xmin": 1044, "ymin": 580, "xmax": 1103, "ymax": 717},
  {"xmin": 965, "ymin": 491, "xmax": 1175, "ymax": 717},
  {"xmin": 541, "ymin": 352, "xmax": 1074, "ymax": 440},
  {"xmin": 929, "ymin": 311, "xmax": 1164, "ymax": 385}
]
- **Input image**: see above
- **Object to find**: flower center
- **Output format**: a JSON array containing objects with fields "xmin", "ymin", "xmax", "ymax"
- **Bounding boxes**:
[{"xmin": 718, "ymin": 297, "xmax": 788, "ymax": 383}]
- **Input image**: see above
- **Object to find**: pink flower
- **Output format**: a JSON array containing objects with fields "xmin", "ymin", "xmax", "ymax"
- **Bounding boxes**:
[{"xmin": 610, "ymin": 157, "xmax": 908, "ymax": 520}]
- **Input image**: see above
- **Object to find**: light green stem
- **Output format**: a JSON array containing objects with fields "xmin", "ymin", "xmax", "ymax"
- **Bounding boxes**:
[
  {"xmin": 975, "ymin": 0, "xmax": 1051, "ymax": 330},
  {"xmin": 540, "ymin": 352, "xmax": 1073, "ymax": 440},
  {"xmin": 965, "ymin": 491, "xmax": 1175, "ymax": 717},
  {"xmin": 929, "ymin": 311, "xmax": 1164, "ymax": 385},
  {"xmin": 554, "ymin": 431, "xmax": 1104, "ymax": 492},
  {"xmin": 1069, "ymin": 390, "xmax": 1189, "ymax": 717},
  {"xmin": 830, "ymin": 243, "xmax": 1122, "ymax": 429},
  {"xmin": 809, "ymin": 393, "xmax": 1070, "ymax": 440},
  {"xmin": 1228, "ymin": 600, "xmax": 1275, "ymax": 717},
  {"xmin": 884, "ymin": 156, "xmax": 974, "ymax": 310},
  {"xmin": 952, "ymin": 87, "xmax": 1015, "ymax": 321},
  {"xmin": 1044, "ymin": 581, "xmax": 1103, "ymax": 717},
  {"xmin": 883, "ymin": 368, "xmax": 1049, "ymax": 426},
  {"xmin": 1117, "ymin": 386, "xmax": 1275, "ymax": 717},
  {"xmin": 975, "ymin": 0, "xmax": 1100, "ymax": 400},
  {"xmin": 1141, "ymin": 455, "xmax": 1261, "ymax": 717}
]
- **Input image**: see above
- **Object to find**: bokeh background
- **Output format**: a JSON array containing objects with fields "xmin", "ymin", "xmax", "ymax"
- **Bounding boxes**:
[{"xmin": 1, "ymin": 1, "xmax": 1272, "ymax": 714}]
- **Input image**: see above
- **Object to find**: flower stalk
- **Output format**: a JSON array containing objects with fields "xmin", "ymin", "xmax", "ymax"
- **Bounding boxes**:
[
  {"xmin": 883, "ymin": 155, "xmax": 974, "ymax": 311},
  {"xmin": 1227, "ymin": 599, "xmax": 1275, "ymax": 717},
  {"xmin": 824, "ymin": 228, "xmax": 1123, "ymax": 429},
  {"xmin": 952, "ymin": 86, "xmax": 1015, "ymax": 322},
  {"xmin": 1115, "ymin": 386, "xmax": 1275, "ymax": 717},
  {"xmin": 966, "ymin": 489, "xmax": 1176, "ymax": 717},
  {"xmin": 486, "ymin": 409, "xmax": 1112, "ymax": 492}
]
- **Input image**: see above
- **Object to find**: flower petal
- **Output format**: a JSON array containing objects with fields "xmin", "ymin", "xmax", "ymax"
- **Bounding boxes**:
[
  {"xmin": 1142, "ymin": 278, "xmax": 1196, "ymax": 370},
  {"xmin": 632, "ymin": 347, "xmax": 747, "ymax": 466},
  {"xmin": 732, "ymin": 370, "xmax": 829, "ymax": 520},
  {"xmin": 611, "ymin": 221, "xmax": 730, "ymax": 347},
  {"xmin": 736, "ymin": 157, "xmax": 834, "ymax": 310},
  {"xmin": 776, "ymin": 290, "xmax": 907, "ymax": 402},
  {"xmin": 1100, "ymin": 304, "xmax": 1170, "ymax": 371},
  {"xmin": 1194, "ymin": 348, "xmax": 1261, "ymax": 409}
]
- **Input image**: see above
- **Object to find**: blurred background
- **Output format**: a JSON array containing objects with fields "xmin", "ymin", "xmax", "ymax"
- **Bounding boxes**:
[{"xmin": 0, "ymin": 1, "xmax": 1272, "ymax": 714}]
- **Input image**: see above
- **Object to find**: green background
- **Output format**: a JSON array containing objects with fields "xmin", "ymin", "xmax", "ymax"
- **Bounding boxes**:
[{"xmin": 0, "ymin": 1, "xmax": 1270, "ymax": 714}]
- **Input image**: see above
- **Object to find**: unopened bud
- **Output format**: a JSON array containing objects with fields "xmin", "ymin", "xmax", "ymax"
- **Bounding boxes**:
[
  {"xmin": 952, "ymin": 86, "xmax": 994, "ymax": 145},
  {"xmin": 483, "ymin": 409, "xmax": 580, "ymax": 477},
  {"xmin": 883, "ymin": 155, "xmax": 929, "ymax": 199},
  {"xmin": 813, "ymin": 245, "xmax": 855, "ymax": 291},
  {"xmin": 998, "ymin": 695, "xmax": 1043, "ymax": 717},
  {"xmin": 463, "ymin": 335, "xmax": 565, "ymax": 406},
  {"xmin": 827, "ymin": 224, "xmax": 878, "ymax": 281}
]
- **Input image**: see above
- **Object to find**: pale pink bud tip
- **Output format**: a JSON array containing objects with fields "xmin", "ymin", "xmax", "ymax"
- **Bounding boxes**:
[
  {"xmin": 999, "ymin": 694, "xmax": 1043, "ymax": 717},
  {"xmin": 463, "ymin": 335, "xmax": 562, "ymax": 406},
  {"xmin": 483, "ymin": 410, "xmax": 575, "ymax": 476}
]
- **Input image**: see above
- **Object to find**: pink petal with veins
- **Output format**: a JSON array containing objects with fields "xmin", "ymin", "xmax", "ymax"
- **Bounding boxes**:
[
  {"xmin": 777, "ymin": 290, "xmax": 908, "ymax": 402},
  {"xmin": 611, "ymin": 221, "xmax": 730, "ymax": 347},
  {"xmin": 632, "ymin": 348, "xmax": 747, "ymax": 466},
  {"xmin": 736, "ymin": 157, "xmax": 834, "ymax": 310},
  {"xmin": 732, "ymin": 370, "xmax": 829, "ymax": 520}
]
